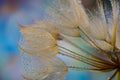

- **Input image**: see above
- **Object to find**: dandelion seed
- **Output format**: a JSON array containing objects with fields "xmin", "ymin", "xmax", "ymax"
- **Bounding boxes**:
[
  {"xmin": 19, "ymin": 26, "xmax": 68, "ymax": 80},
  {"xmin": 20, "ymin": 53, "xmax": 54, "ymax": 80},
  {"xmin": 32, "ymin": 0, "xmax": 120, "ymax": 80},
  {"xmin": 43, "ymin": 0, "xmax": 83, "ymax": 37},
  {"xmin": 20, "ymin": 26, "xmax": 58, "ymax": 58},
  {"xmin": 18, "ymin": 0, "xmax": 120, "ymax": 80}
]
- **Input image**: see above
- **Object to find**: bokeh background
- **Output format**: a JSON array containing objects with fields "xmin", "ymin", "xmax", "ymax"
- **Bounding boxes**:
[{"xmin": 0, "ymin": 0, "xmax": 114, "ymax": 80}]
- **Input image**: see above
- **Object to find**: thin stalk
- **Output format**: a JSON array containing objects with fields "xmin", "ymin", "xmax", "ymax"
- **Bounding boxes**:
[
  {"xmin": 108, "ymin": 69, "xmax": 118, "ymax": 80},
  {"xmin": 116, "ymin": 70, "xmax": 120, "ymax": 80}
]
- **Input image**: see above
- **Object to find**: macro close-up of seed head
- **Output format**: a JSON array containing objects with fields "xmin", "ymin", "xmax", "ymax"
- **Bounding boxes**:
[{"xmin": 1, "ymin": 0, "xmax": 120, "ymax": 80}]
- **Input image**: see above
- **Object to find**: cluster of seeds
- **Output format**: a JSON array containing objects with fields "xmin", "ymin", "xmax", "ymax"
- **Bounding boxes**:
[{"xmin": 19, "ymin": 0, "xmax": 120, "ymax": 80}]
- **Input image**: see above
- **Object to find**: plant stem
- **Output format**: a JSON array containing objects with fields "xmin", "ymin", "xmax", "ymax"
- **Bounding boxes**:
[{"xmin": 116, "ymin": 70, "xmax": 120, "ymax": 80}]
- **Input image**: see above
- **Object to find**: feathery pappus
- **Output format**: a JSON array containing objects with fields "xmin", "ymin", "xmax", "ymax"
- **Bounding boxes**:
[
  {"xmin": 19, "ymin": 0, "xmax": 120, "ymax": 80},
  {"xmin": 19, "ymin": 26, "xmax": 68, "ymax": 80}
]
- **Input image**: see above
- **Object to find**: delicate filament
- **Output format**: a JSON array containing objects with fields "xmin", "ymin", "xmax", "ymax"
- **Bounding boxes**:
[
  {"xmin": 111, "ymin": 24, "xmax": 117, "ymax": 51},
  {"xmin": 108, "ymin": 69, "xmax": 118, "ymax": 80},
  {"xmin": 78, "ymin": 27, "xmax": 116, "ymax": 62},
  {"xmin": 59, "ymin": 45, "xmax": 116, "ymax": 70},
  {"xmin": 61, "ymin": 35, "xmax": 114, "ymax": 65}
]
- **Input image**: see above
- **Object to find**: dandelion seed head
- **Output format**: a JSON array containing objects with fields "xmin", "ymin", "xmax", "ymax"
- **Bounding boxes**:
[
  {"xmin": 18, "ymin": 0, "xmax": 120, "ymax": 80},
  {"xmin": 35, "ymin": 0, "xmax": 120, "ymax": 80}
]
